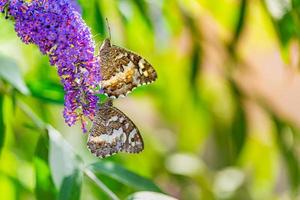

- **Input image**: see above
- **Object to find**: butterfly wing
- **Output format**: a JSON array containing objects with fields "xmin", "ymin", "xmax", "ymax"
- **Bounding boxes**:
[
  {"xmin": 99, "ymin": 39, "xmax": 157, "ymax": 98},
  {"xmin": 87, "ymin": 101, "xmax": 144, "ymax": 158}
]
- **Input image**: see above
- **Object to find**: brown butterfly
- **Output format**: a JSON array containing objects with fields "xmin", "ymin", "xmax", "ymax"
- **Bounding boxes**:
[
  {"xmin": 87, "ymin": 99, "xmax": 144, "ymax": 158},
  {"xmin": 99, "ymin": 38, "xmax": 157, "ymax": 98}
]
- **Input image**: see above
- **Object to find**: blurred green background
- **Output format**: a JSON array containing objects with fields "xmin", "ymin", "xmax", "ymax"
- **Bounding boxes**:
[{"xmin": 2, "ymin": 0, "xmax": 300, "ymax": 199}]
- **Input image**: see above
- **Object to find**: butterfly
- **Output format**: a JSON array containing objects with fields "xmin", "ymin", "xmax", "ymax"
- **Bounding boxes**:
[
  {"xmin": 99, "ymin": 38, "xmax": 157, "ymax": 98},
  {"xmin": 87, "ymin": 99, "xmax": 144, "ymax": 158}
]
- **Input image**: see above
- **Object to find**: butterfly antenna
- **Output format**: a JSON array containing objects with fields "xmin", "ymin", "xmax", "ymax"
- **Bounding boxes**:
[{"xmin": 105, "ymin": 17, "xmax": 111, "ymax": 40}]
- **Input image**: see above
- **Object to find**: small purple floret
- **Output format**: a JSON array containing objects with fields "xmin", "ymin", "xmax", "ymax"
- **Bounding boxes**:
[
  {"xmin": 6, "ymin": 0, "xmax": 100, "ymax": 132},
  {"xmin": 0, "ymin": 2, "xmax": 5, "ymax": 11}
]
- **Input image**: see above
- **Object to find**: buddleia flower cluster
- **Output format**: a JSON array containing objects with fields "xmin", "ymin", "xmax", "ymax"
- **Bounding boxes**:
[
  {"xmin": 0, "ymin": 0, "xmax": 7, "ymax": 12},
  {"xmin": 2, "ymin": 0, "xmax": 101, "ymax": 132}
]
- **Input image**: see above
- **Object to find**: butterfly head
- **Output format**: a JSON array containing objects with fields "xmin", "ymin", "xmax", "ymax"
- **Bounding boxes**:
[{"xmin": 99, "ymin": 38, "xmax": 111, "ymax": 53}]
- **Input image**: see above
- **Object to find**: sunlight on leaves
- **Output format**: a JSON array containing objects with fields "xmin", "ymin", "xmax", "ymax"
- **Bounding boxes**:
[
  {"xmin": 265, "ymin": 0, "xmax": 291, "ymax": 19},
  {"xmin": 0, "ymin": 55, "xmax": 29, "ymax": 95},
  {"xmin": 0, "ymin": 175, "xmax": 16, "ymax": 200},
  {"xmin": 213, "ymin": 167, "xmax": 245, "ymax": 199},
  {"xmin": 165, "ymin": 153, "xmax": 204, "ymax": 176},
  {"xmin": 0, "ymin": 95, "xmax": 4, "ymax": 153},
  {"xmin": 48, "ymin": 125, "xmax": 82, "ymax": 190},
  {"xmin": 127, "ymin": 191, "xmax": 178, "ymax": 200},
  {"xmin": 1, "ymin": 0, "xmax": 300, "ymax": 199}
]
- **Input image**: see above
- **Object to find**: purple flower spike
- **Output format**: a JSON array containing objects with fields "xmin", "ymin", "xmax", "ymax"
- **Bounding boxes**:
[
  {"xmin": 0, "ymin": 0, "xmax": 8, "ymax": 13},
  {"xmin": 7, "ymin": 0, "xmax": 101, "ymax": 132}
]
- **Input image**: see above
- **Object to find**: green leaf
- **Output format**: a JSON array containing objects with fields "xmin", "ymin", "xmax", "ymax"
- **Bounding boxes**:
[
  {"xmin": 0, "ymin": 95, "xmax": 4, "ymax": 153},
  {"xmin": 127, "ymin": 191, "xmax": 177, "ymax": 200},
  {"xmin": 131, "ymin": 0, "xmax": 154, "ymax": 31},
  {"xmin": 27, "ymin": 81, "xmax": 64, "ymax": 104},
  {"xmin": 94, "ymin": 0, "xmax": 106, "ymax": 37},
  {"xmin": 48, "ymin": 125, "xmax": 82, "ymax": 190},
  {"xmin": 0, "ymin": 55, "xmax": 29, "ymax": 95},
  {"xmin": 189, "ymin": 44, "xmax": 202, "ymax": 102},
  {"xmin": 34, "ymin": 135, "xmax": 57, "ymax": 200},
  {"xmin": 229, "ymin": 80, "xmax": 247, "ymax": 162},
  {"xmin": 276, "ymin": 12, "xmax": 297, "ymax": 46},
  {"xmin": 230, "ymin": 103, "xmax": 247, "ymax": 160},
  {"xmin": 87, "ymin": 161, "xmax": 162, "ymax": 192},
  {"xmin": 229, "ymin": 0, "xmax": 247, "ymax": 51},
  {"xmin": 273, "ymin": 117, "xmax": 300, "ymax": 192},
  {"xmin": 0, "ymin": 172, "xmax": 32, "ymax": 194},
  {"xmin": 58, "ymin": 170, "xmax": 83, "ymax": 200}
]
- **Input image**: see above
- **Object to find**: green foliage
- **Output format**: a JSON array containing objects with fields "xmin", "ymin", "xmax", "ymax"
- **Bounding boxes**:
[
  {"xmin": 0, "ymin": 95, "xmax": 4, "ymax": 153},
  {"xmin": 0, "ymin": 54, "xmax": 29, "ymax": 95},
  {"xmin": 94, "ymin": 0, "xmax": 106, "ymax": 38},
  {"xmin": 34, "ymin": 135, "xmax": 57, "ymax": 200},
  {"xmin": 127, "ymin": 191, "xmax": 177, "ymax": 200},
  {"xmin": 1, "ymin": 0, "xmax": 300, "ymax": 199},
  {"xmin": 0, "ymin": 68, "xmax": 162, "ymax": 200},
  {"xmin": 27, "ymin": 81, "xmax": 64, "ymax": 104},
  {"xmin": 88, "ymin": 161, "xmax": 162, "ymax": 192},
  {"xmin": 58, "ymin": 170, "xmax": 83, "ymax": 200},
  {"xmin": 273, "ymin": 117, "xmax": 300, "ymax": 194}
]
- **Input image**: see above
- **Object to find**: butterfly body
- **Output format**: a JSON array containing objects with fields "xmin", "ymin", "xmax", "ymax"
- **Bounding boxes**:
[
  {"xmin": 87, "ymin": 100, "xmax": 144, "ymax": 158},
  {"xmin": 99, "ymin": 39, "xmax": 157, "ymax": 98}
]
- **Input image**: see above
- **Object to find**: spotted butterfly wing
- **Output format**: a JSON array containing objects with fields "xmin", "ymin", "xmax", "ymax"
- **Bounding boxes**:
[
  {"xmin": 99, "ymin": 38, "xmax": 157, "ymax": 98},
  {"xmin": 87, "ymin": 100, "xmax": 144, "ymax": 158}
]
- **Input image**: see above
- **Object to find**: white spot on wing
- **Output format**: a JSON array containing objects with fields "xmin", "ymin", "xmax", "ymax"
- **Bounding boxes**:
[
  {"xmin": 128, "ymin": 129, "xmax": 138, "ymax": 146},
  {"xmin": 90, "ymin": 127, "xmax": 126, "ymax": 144},
  {"xmin": 114, "ymin": 53, "xmax": 127, "ymax": 60},
  {"xmin": 119, "ymin": 117, "xmax": 125, "ymax": 123},
  {"xmin": 106, "ymin": 115, "xmax": 118, "ymax": 126},
  {"xmin": 130, "ymin": 54, "xmax": 134, "ymax": 60},
  {"xmin": 143, "ymin": 70, "xmax": 149, "ymax": 77},
  {"xmin": 138, "ymin": 59, "xmax": 146, "ymax": 74}
]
